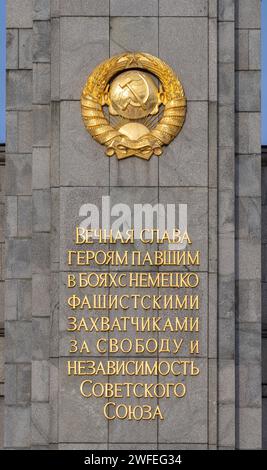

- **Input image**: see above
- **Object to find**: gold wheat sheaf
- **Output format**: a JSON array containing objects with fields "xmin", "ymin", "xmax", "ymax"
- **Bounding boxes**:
[{"xmin": 81, "ymin": 52, "xmax": 187, "ymax": 159}]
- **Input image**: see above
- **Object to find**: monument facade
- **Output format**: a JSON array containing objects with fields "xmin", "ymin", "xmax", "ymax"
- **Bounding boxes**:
[{"xmin": 2, "ymin": 0, "xmax": 263, "ymax": 450}]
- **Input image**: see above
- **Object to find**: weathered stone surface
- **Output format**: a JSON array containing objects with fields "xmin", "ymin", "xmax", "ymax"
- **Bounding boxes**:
[
  {"xmin": 32, "ymin": 274, "xmax": 50, "ymax": 316},
  {"xmin": 31, "ymin": 403, "xmax": 50, "ymax": 445},
  {"xmin": 159, "ymin": 102, "xmax": 208, "ymax": 187},
  {"xmin": 32, "ymin": 360, "xmax": 49, "ymax": 402},
  {"xmin": 58, "ymin": 359, "xmax": 108, "ymax": 443},
  {"xmin": 5, "ymin": 406, "xmax": 31, "ymax": 448},
  {"xmin": 33, "ymin": 105, "xmax": 50, "ymax": 147},
  {"xmin": 236, "ymin": 113, "xmax": 261, "ymax": 155},
  {"xmin": 33, "ymin": 21, "xmax": 51, "ymax": 63},
  {"xmin": 60, "ymin": 0, "xmax": 109, "ymax": 16},
  {"xmin": 110, "ymin": 17, "xmax": 158, "ymax": 56},
  {"xmin": 18, "ymin": 196, "xmax": 32, "ymax": 238},
  {"xmin": 60, "ymin": 101, "xmax": 109, "ymax": 187},
  {"xmin": 236, "ymin": 71, "xmax": 260, "ymax": 112},
  {"xmin": 6, "ymin": 154, "xmax": 32, "ymax": 196},
  {"xmin": 60, "ymin": 17, "xmax": 109, "ymax": 100},
  {"xmin": 6, "ymin": 30, "xmax": 18, "ymax": 69},
  {"xmin": 236, "ymin": 30, "xmax": 249, "ymax": 70},
  {"xmin": 7, "ymin": 71, "xmax": 32, "ymax": 110},
  {"xmin": 158, "ymin": 360, "xmax": 207, "ymax": 443},
  {"xmin": 249, "ymin": 30, "xmax": 260, "ymax": 71},
  {"xmin": 18, "ymin": 111, "xmax": 33, "ymax": 153},
  {"xmin": 19, "ymin": 29, "xmax": 32, "ymax": 69},
  {"xmin": 159, "ymin": 0, "xmax": 207, "ymax": 16},
  {"xmin": 32, "ymin": 148, "xmax": 50, "ymax": 189},
  {"xmin": 33, "ymin": 63, "xmax": 51, "ymax": 104},
  {"xmin": 111, "ymin": 0, "xmax": 158, "ymax": 16},
  {"xmin": 7, "ymin": 0, "xmax": 33, "ymax": 28},
  {"xmin": 33, "ymin": 0, "xmax": 51, "ymax": 20},
  {"xmin": 218, "ymin": 0, "xmax": 234, "ymax": 21},
  {"xmin": 33, "ymin": 190, "xmax": 51, "ymax": 232},
  {"xmin": 219, "ymin": 22, "xmax": 235, "ymax": 63},
  {"xmin": 236, "ymin": 0, "xmax": 261, "ymax": 29},
  {"xmin": 159, "ymin": 17, "xmax": 208, "ymax": 101},
  {"xmin": 6, "ymin": 239, "xmax": 32, "ymax": 279}
]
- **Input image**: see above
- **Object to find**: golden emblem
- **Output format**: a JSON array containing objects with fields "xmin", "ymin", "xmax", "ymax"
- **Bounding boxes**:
[{"xmin": 81, "ymin": 52, "xmax": 187, "ymax": 160}]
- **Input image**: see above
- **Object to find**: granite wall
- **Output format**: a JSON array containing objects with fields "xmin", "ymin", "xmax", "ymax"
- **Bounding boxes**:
[{"xmin": 3, "ymin": 0, "xmax": 262, "ymax": 449}]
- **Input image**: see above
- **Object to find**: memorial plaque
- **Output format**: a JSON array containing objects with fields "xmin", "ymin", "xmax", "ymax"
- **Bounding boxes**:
[{"xmin": 3, "ymin": 0, "xmax": 262, "ymax": 451}]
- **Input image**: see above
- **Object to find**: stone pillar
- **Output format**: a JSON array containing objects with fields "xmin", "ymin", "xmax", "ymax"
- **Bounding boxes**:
[{"xmin": 4, "ymin": 0, "xmax": 262, "ymax": 449}]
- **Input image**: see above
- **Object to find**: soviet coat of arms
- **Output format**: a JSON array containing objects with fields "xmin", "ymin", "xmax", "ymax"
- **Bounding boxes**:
[{"xmin": 81, "ymin": 52, "xmax": 187, "ymax": 160}]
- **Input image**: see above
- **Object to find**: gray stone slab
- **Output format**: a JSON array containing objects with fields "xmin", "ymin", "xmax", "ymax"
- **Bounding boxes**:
[
  {"xmin": 236, "ymin": 155, "xmax": 261, "ymax": 198},
  {"xmin": 4, "ymin": 406, "xmax": 31, "ymax": 448},
  {"xmin": 237, "ymin": 197, "xmax": 261, "ymax": 242},
  {"xmin": 159, "ymin": 101, "xmax": 208, "ymax": 187},
  {"xmin": 219, "ymin": 21, "xmax": 234, "ymax": 64},
  {"xmin": 33, "ymin": 105, "xmax": 51, "ymax": 147},
  {"xmin": 239, "ymin": 323, "xmax": 261, "ymax": 363},
  {"xmin": 109, "ymin": 368, "xmax": 157, "ymax": 443},
  {"xmin": 33, "ymin": 63, "xmax": 51, "ymax": 104},
  {"xmin": 6, "ymin": 29, "xmax": 18, "ymax": 69},
  {"xmin": 60, "ymin": 0, "xmax": 109, "ymax": 16},
  {"xmin": 17, "ymin": 364, "xmax": 31, "ymax": 405},
  {"xmin": 18, "ymin": 196, "xmax": 32, "ymax": 237},
  {"xmin": 219, "ymin": 63, "xmax": 235, "ymax": 105},
  {"xmin": 58, "ymin": 358, "xmax": 108, "ymax": 443},
  {"xmin": 17, "ymin": 279, "xmax": 32, "ymax": 321},
  {"xmin": 33, "ymin": 148, "xmax": 50, "ymax": 189},
  {"xmin": 6, "ymin": 112, "xmax": 18, "ymax": 153},
  {"xmin": 5, "ymin": 321, "xmax": 32, "ymax": 362},
  {"xmin": 6, "ymin": 196, "xmax": 18, "ymax": 238},
  {"xmin": 33, "ymin": 190, "xmax": 51, "ymax": 232},
  {"xmin": 5, "ymin": 280, "xmax": 18, "ymax": 320},
  {"xmin": 6, "ymin": 239, "xmax": 32, "ymax": 279},
  {"xmin": 219, "ymin": 104, "xmax": 234, "ymax": 148},
  {"xmin": 218, "ymin": 360, "xmax": 235, "ymax": 404},
  {"xmin": 249, "ymin": 30, "xmax": 260, "ymax": 70},
  {"xmin": 60, "ymin": 101, "xmax": 109, "ymax": 187},
  {"xmin": 32, "ymin": 318, "xmax": 50, "ymax": 360},
  {"xmin": 6, "ymin": 154, "xmax": 32, "ymax": 196},
  {"xmin": 159, "ymin": 17, "xmax": 208, "ymax": 101},
  {"xmin": 18, "ymin": 111, "xmax": 33, "ymax": 153},
  {"xmin": 236, "ymin": 71, "xmax": 260, "ymax": 112},
  {"xmin": 238, "ymin": 363, "xmax": 261, "ymax": 408},
  {"xmin": 111, "ymin": 0, "xmax": 158, "ymax": 16},
  {"xmin": 7, "ymin": 71, "xmax": 32, "ymax": 111},
  {"xmin": 31, "ymin": 403, "xmax": 50, "ymax": 445},
  {"xmin": 7, "ymin": 0, "xmax": 33, "ymax": 28},
  {"xmin": 32, "ymin": 273, "xmax": 50, "ymax": 317},
  {"xmin": 209, "ymin": 19, "xmax": 217, "ymax": 102},
  {"xmin": 19, "ymin": 29, "xmax": 32, "ymax": 69},
  {"xmin": 218, "ymin": 0, "xmax": 234, "ymax": 21},
  {"xmin": 236, "ymin": 30, "xmax": 249, "ymax": 71},
  {"xmin": 60, "ymin": 17, "xmax": 109, "ymax": 100},
  {"xmin": 34, "ymin": 0, "xmax": 51, "ymax": 20},
  {"xmin": 236, "ymin": 113, "xmax": 261, "ymax": 155},
  {"xmin": 159, "ymin": 0, "xmax": 207, "ymax": 16},
  {"xmin": 236, "ymin": 0, "xmax": 261, "ymax": 29},
  {"xmin": 239, "ymin": 407, "xmax": 262, "ymax": 449},
  {"xmin": 159, "ymin": 187, "xmax": 208, "ymax": 272},
  {"xmin": 33, "ymin": 20, "xmax": 51, "ymax": 63},
  {"xmin": 218, "ymin": 404, "xmax": 235, "ymax": 447},
  {"xmin": 158, "ymin": 359, "xmax": 207, "ymax": 443},
  {"xmin": 110, "ymin": 17, "xmax": 158, "ymax": 56},
  {"xmin": 32, "ymin": 232, "xmax": 50, "ymax": 274}
]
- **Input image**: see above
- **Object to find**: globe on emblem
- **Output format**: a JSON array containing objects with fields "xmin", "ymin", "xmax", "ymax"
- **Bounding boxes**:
[{"xmin": 108, "ymin": 70, "xmax": 160, "ymax": 120}]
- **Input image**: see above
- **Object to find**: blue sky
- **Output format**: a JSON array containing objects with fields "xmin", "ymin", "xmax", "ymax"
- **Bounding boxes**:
[
  {"xmin": 0, "ymin": 3, "xmax": 266, "ymax": 143},
  {"xmin": 0, "ymin": 1, "xmax": 5, "ymax": 143}
]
